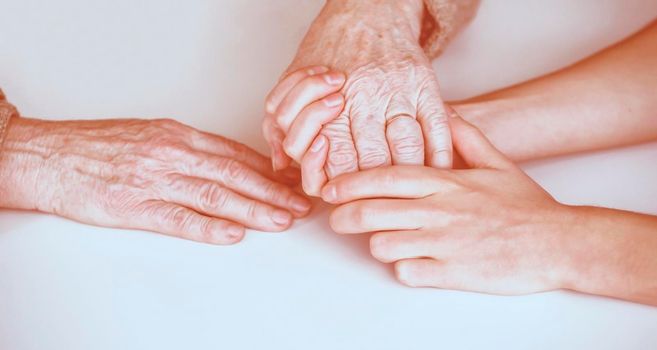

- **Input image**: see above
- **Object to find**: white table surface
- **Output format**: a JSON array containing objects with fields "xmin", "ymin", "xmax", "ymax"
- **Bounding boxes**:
[{"xmin": 1, "ymin": 1, "xmax": 657, "ymax": 349}]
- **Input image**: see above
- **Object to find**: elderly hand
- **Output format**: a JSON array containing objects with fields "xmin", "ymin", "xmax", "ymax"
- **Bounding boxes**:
[
  {"xmin": 320, "ymin": 116, "xmax": 577, "ymax": 295},
  {"xmin": 0, "ymin": 117, "xmax": 311, "ymax": 245},
  {"xmin": 263, "ymin": 0, "xmax": 452, "ymax": 191}
]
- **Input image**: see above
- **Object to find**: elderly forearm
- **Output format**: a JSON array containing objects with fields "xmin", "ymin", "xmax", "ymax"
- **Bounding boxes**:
[
  {"xmin": 562, "ymin": 206, "xmax": 657, "ymax": 306},
  {"xmin": 292, "ymin": 0, "xmax": 424, "ymax": 70},
  {"xmin": 453, "ymin": 20, "xmax": 657, "ymax": 162}
]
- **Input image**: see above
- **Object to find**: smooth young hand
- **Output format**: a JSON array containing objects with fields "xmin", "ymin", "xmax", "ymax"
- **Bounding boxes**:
[{"xmin": 320, "ymin": 116, "xmax": 576, "ymax": 295}]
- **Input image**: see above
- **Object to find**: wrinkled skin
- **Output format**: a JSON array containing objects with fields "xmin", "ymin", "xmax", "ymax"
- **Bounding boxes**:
[
  {"xmin": 0, "ymin": 117, "xmax": 310, "ymax": 245},
  {"xmin": 321, "ymin": 117, "xmax": 575, "ymax": 295},
  {"xmin": 263, "ymin": 0, "xmax": 451, "ymax": 193}
]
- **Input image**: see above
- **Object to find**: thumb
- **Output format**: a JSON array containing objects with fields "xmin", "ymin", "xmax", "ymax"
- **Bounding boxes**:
[{"xmin": 447, "ymin": 107, "xmax": 512, "ymax": 169}]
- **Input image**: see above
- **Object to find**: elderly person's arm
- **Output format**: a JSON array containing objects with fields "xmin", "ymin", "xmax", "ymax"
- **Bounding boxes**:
[
  {"xmin": 0, "ymin": 92, "xmax": 311, "ymax": 245},
  {"xmin": 453, "ymin": 20, "xmax": 657, "ymax": 162},
  {"xmin": 263, "ymin": 0, "xmax": 480, "ymax": 195}
]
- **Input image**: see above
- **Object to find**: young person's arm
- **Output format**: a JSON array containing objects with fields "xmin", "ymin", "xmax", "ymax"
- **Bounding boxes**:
[
  {"xmin": 454, "ymin": 20, "xmax": 657, "ymax": 162},
  {"xmin": 321, "ymin": 116, "xmax": 657, "ymax": 306}
]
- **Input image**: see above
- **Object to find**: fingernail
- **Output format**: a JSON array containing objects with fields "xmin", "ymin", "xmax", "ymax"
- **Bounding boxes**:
[
  {"xmin": 272, "ymin": 210, "xmax": 292, "ymax": 225},
  {"xmin": 321, "ymin": 185, "xmax": 337, "ymax": 203},
  {"xmin": 308, "ymin": 66, "xmax": 329, "ymax": 75},
  {"xmin": 226, "ymin": 224, "xmax": 244, "ymax": 239},
  {"xmin": 310, "ymin": 136, "xmax": 326, "ymax": 153},
  {"xmin": 291, "ymin": 197, "xmax": 312, "ymax": 213},
  {"xmin": 323, "ymin": 72, "xmax": 345, "ymax": 85},
  {"xmin": 323, "ymin": 94, "xmax": 343, "ymax": 108}
]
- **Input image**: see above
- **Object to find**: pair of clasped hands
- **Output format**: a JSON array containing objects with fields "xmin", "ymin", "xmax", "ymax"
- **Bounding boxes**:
[{"xmin": 261, "ymin": 66, "xmax": 560, "ymax": 295}]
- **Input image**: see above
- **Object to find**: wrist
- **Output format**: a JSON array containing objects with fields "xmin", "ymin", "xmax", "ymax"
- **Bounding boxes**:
[
  {"xmin": 0, "ymin": 117, "xmax": 54, "ymax": 211},
  {"xmin": 323, "ymin": 0, "xmax": 424, "ymax": 35},
  {"xmin": 552, "ymin": 205, "xmax": 640, "ymax": 299},
  {"xmin": 295, "ymin": 0, "xmax": 425, "ymax": 69}
]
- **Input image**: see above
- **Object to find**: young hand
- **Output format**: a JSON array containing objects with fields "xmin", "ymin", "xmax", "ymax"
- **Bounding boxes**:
[
  {"xmin": 262, "ymin": 66, "xmax": 346, "ymax": 196},
  {"xmin": 320, "ymin": 116, "xmax": 576, "ymax": 295}
]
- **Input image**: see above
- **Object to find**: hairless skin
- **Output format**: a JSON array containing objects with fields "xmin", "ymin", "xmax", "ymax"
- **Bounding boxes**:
[
  {"xmin": 454, "ymin": 20, "xmax": 657, "ymax": 162},
  {"xmin": 279, "ymin": 20, "xmax": 657, "ymax": 305}
]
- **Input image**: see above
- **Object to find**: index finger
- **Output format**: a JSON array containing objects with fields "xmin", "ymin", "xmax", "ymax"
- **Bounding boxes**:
[
  {"xmin": 265, "ymin": 66, "xmax": 330, "ymax": 114},
  {"xmin": 320, "ymin": 165, "xmax": 456, "ymax": 204}
]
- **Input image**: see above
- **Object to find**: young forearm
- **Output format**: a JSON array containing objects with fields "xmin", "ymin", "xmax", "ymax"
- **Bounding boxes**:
[
  {"xmin": 453, "ymin": 20, "xmax": 657, "ymax": 162},
  {"xmin": 562, "ymin": 206, "xmax": 657, "ymax": 306}
]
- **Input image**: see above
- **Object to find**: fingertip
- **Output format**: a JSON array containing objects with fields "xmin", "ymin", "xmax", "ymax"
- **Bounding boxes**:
[
  {"xmin": 310, "ymin": 134, "xmax": 327, "ymax": 153},
  {"xmin": 320, "ymin": 184, "xmax": 337, "ymax": 203},
  {"xmin": 290, "ymin": 195, "xmax": 312, "ymax": 217},
  {"xmin": 322, "ymin": 92, "xmax": 345, "ymax": 108},
  {"xmin": 394, "ymin": 260, "xmax": 417, "ymax": 287},
  {"xmin": 210, "ymin": 222, "xmax": 245, "ymax": 245},
  {"xmin": 322, "ymin": 71, "xmax": 346, "ymax": 86},
  {"xmin": 307, "ymin": 65, "xmax": 330, "ymax": 75},
  {"xmin": 271, "ymin": 209, "xmax": 293, "ymax": 228},
  {"xmin": 265, "ymin": 100, "xmax": 276, "ymax": 115}
]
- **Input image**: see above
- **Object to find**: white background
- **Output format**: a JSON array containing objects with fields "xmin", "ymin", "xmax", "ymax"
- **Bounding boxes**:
[{"xmin": 1, "ymin": 1, "xmax": 657, "ymax": 349}]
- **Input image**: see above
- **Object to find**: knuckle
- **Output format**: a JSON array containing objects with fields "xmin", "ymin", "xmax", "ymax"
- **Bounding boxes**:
[
  {"xmin": 198, "ymin": 183, "xmax": 229, "ymax": 211},
  {"xmin": 197, "ymin": 217, "xmax": 215, "ymax": 241},
  {"xmin": 391, "ymin": 135, "xmax": 424, "ymax": 156},
  {"xmin": 246, "ymin": 201, "xmax": 259, "ymax": 221},
  {"xmin": 220, "ymin": 159, "xmax": 249, "ymax": 185},
  {"xmin": 263, "ymin": 180, "xmax": 286, "ymax": 203},
  {"xmin": 167, "ymin": 206, "xmax": 193, "ymax": 230},
  {"xmin": 326, "ymin": 148, "xmax": 358, "ymax": 171},
  {"xmin": 358, "ymin": 150, "xmax": 390, "ymax": 169}
]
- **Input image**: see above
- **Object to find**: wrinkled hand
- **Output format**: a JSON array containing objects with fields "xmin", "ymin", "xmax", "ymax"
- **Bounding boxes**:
[
  {"xmin": 263, "ymin": 0, "xmax": 452, "ymax": 193},
  {"xmin": 321, "ymin": 116, "xmax": 575, "ymax": 295},
  {"xmin": 0, "ymin": 117, "xmax": 311, "ymax": 245}
]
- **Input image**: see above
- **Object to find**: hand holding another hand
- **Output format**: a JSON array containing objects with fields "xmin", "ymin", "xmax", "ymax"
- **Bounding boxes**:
[
  {"xmin": 263, "ymin": 0, "xmax": 453, "ymax": 195},
  {"xmin": 320, "ymin": 116, "xmax": 578, "ymax": 295}
]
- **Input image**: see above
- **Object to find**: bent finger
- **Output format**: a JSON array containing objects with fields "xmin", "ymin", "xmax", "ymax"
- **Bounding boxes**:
[
  {"xmin": 417, "ymin": 93, "xmax": 452, "ymax": 169},
  {"xmin": 301, "ymin": 135, "xmax": 329, "ymax": 197},
  {"xmin": 275, "ymin": 71, "xmax": 345, "ymax": 132},
  {"xmin": 283, "ymin": 93, "xmax": 344, "ymax": 163},
  {"xmin": 265, "ymin": 66, "xmax": 329, "ymax": 114}
]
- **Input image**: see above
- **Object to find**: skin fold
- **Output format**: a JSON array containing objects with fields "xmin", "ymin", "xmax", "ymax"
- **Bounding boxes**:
[
  {"xmin": 0, "ymin": 117, "xmax": 311, "ymax": 245},
  {"xmin": 263, "ymin": 0, "xmax": 453, "ymax": 193}
]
